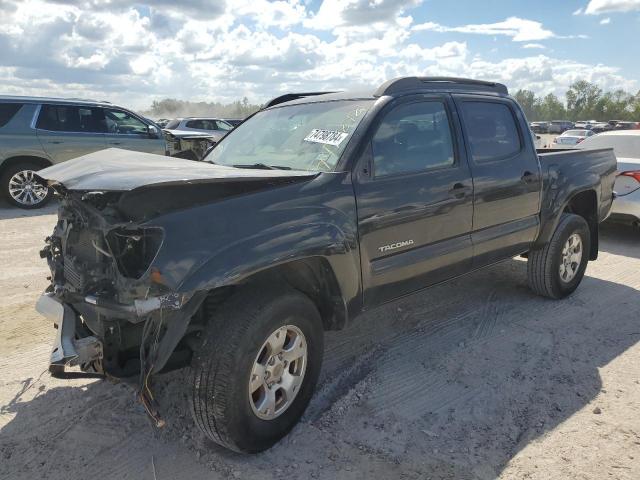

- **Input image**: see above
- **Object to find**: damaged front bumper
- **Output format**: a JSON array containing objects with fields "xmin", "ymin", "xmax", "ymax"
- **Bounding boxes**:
[
  {"xmin": 36, "ymin": 287, "xmax": 205, "ymax": 376},
  {"xmin": 35, "ymin": 293, "xmax": 95, "ymax": 367}
]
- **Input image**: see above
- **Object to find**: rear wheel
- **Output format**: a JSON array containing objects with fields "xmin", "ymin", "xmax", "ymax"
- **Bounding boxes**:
[
  {"xmin": 527, "ymin": 213, "xmax": 590, "ymax": 299},
  {"xmin": 190, "ymin": 285, "xmax": 324, "ymax": 453},
  {"xmin": 1, "ymin": 161, "xmax": 52, "ymax": 209}
]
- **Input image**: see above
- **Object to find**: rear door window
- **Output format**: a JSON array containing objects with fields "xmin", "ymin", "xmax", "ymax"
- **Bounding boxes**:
[
  {"xmin": 37, "ymin": 105, "xmax": 105, "ymax": 133},
  {"xmin": 0, "ymin": 103, "xmax": 23, "ymax": 128},
  {"xmin": 460, "ymin": 102, "xmax": 522, "ymax": 163}
]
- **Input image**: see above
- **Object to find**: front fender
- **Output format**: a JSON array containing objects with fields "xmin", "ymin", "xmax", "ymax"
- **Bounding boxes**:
[{"xmin": 177, "ymin": 221, "xmax": 359, "ymax": 295}]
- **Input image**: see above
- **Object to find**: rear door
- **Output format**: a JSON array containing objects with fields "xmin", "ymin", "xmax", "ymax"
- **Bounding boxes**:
[
  {"xmin": 102, "ymin": 107, "xmax": 165, "ymax": 154},
  {"xmin": 355, "ymin": 95, "xmax": 474, "ymax": 307},
  {"xmin": 35, "ymin": 104, "xmax": 106, "ymax": 162},
  {"xmin": 454, "ymin": 96, "xmax": 541, "ymax": 266}
]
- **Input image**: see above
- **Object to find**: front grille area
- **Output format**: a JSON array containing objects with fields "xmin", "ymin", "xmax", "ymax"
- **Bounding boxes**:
[{"xmin": 63, "ymin": 258, "xmax": 85, "ymax": 290}]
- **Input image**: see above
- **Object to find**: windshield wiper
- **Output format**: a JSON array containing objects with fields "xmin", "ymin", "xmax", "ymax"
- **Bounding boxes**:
[{"xmin": 231, "ymin": 163, "xmax": 292, "ymax": 170}]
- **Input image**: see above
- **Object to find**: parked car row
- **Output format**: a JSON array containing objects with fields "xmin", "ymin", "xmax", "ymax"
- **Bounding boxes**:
[{"xmin": 531, "ymin": 119, "xmax": 640, "ymax": 134}]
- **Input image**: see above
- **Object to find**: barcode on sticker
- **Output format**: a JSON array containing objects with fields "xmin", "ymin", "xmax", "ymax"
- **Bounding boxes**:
[{"xmin": 304, "ymin": 129, "xmax": 349, "ymax": 146}]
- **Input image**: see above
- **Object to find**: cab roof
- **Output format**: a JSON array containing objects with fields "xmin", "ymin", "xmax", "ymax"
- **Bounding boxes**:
[{"xmin": 265, "ymin": 76, "xmax": 510, "ymax": 109}]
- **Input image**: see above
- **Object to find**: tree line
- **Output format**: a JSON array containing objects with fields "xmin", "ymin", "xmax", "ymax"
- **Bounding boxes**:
[
  {"xmin": 143, "ymin": 81, "xmax": 640, "ymax": 123},
  {"xmin": 514, "ymin": 81, "xmax": 640, "ymax": 122},
  {"xmin": 144, "ymin": 97, "xmax": 261, "ymax": 120}
]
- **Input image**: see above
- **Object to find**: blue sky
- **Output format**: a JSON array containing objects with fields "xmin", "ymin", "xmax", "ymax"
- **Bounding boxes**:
[{"xmin": 0, "ymin": 0, "xmax": 638, "ymax": 109}]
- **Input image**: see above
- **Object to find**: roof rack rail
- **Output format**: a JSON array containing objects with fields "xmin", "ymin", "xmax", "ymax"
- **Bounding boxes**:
[
  {"xmin": 375, "ymin": 77, "xmax": 508, "ymax": 96},
  {"xmin": 263, "ymin": 92, "xmax": 338, "ymax": 108}
]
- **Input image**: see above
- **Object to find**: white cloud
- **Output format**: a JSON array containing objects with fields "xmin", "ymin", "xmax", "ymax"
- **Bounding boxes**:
[
  {"xmin": 0, "ymin": 0, "xmax": 634, "ymax": 110},
  {"xmin": 600, "ymin": 17, "xmax": 612, "ymax": 23},
  {"xmin": 305, "ymin": 0, "xmax": 421, "ymax": 30},
  {"xmin": 413, "ymin": 17, "xmax": 556, "ymax": 42},
  {"xmin": 233, "ymin": 0, "xmax": 307, "ymax": 29},
  {"xmin": 584, "ymin": 0, "xmax": 640, "ymax": 14},
  {"xmin": 573, "ymin": 7, "xmax": 584, "ymax": 14}
]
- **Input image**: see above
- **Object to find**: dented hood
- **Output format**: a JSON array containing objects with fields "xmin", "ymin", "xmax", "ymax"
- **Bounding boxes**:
[{"xmin": 37, "ymin": 148, "xmax": 316, "ymax": 191}]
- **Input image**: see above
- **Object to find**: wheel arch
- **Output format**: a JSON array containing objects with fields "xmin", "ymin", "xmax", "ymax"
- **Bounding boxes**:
[
  {"xmin": 203, "ymin": 256, "xmax": 349, "ymax": 332},
  {"xmin": 0, "ymin": 155, "xmax": 52, "ymax": 176},
  {"xmin": 562, "ymin": 189, "xmax": 598, "ymax": 260},
  {"xmin": 535, "ymin": 187, "xmax": 599, "ymax": 260}
]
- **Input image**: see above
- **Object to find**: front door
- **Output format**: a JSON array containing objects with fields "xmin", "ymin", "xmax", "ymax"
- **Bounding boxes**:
[
  {"xmin": 102, "ymin": 107, "xmax": 165, "ymax": 155},
  {"xmin": 355, "ymin": 96, "xmax": 474, "ymax": 307},
  {"xmin": 35, "ymin": 104, "xmax": 106, "ymax": 163},
  {"xmin": 453, "ymin": 96, "xmax": 542, "ymax": 267}
]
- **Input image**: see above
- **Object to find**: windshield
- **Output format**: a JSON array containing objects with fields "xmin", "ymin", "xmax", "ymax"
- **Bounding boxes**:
[
  {"xmin": 205, "ymin": 100, "xmax": 374, "ymax": 171},
  {"xmin": 578, "ymin": 134, "xmax": 640, "ymax": 159}
]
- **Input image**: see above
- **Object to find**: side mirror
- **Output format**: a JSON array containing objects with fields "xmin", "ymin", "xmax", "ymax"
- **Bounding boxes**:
[{"xmin": 148, "ymin": 125, "xmax": 160, "ymax": 139}]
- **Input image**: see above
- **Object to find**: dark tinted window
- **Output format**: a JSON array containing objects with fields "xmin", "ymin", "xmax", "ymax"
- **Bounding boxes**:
[
  {"xmin": 185, "ymin": 119, "xmax": 204, "ymax": 129},
  {"xmin": 460, "ymin": 102, "xmax": 521, "ymax": 163},
  {"xmin": 186, "ymin": 119, "xmax": 218, "ymax": 130},
  {"xmin": 372, "ymin": 101, "xmax": 455, "ymax": 177},
  {"xmin": 37, "ymin": 105, "xmax": 105, "ymax": 133},
  {"xmin": 0, "ymin": 103, "xmax": 23, "ymax": 128}
]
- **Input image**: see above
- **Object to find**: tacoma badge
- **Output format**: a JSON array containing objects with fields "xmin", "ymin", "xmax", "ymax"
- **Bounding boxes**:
[{"xmin": 378, "ymin": 240, "xmax": 414, "ymax": 253}]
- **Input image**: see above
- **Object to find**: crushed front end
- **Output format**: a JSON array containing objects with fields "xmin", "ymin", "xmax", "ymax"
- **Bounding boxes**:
[{"xmin": 37, "ymin": 189, "xmax": 205, "ymax": 391}]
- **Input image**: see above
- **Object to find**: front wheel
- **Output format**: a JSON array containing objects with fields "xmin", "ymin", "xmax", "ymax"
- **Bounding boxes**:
[
  {"xmin": 1, "ymin": 162, "xmax": 53, "ymax": 209},
  {"xmin": 527, "ymin": 213, "xmax": 591, "ymax": 299},
  {"xmin": 190, "ymin": 285, "xmax": 324, "ymax": 453}
]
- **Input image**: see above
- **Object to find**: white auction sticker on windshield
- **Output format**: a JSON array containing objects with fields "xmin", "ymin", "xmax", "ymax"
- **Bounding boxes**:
[{"xmin": 304, "ymin": 129, "xmax": 349, "ymax": 146}]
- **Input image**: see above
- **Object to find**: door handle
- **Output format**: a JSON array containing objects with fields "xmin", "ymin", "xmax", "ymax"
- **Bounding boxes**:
[
  {"xmin": 47, "ymin": 141, "xmax": 63, "ymax": 144},
  {"xmin": 521, "ymin": 171, "xmax": 538, "ymax": 183},
  {"xmin": 108, "ymin": 141, "xmax": 122, "ymax": 145},
  {"xmin": 448, "ymin": 182, "xmax": 471, "ymax": 198}
]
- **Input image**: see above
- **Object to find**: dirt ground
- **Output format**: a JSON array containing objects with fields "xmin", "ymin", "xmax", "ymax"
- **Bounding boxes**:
[{"xmin": 0, "ymin": 200, "xmax": 639, "ymax": 480}]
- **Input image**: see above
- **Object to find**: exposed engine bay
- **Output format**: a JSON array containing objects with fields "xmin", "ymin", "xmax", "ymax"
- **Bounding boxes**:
[{"xmin": 38, "ymin": 189, "xmax": 208, "ymax": 424}]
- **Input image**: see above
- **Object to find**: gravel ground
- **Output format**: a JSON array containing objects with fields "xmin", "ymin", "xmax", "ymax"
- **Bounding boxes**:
[{"xmin": 0, "ymin": 200, "xmax": 639, "ymax": 480}]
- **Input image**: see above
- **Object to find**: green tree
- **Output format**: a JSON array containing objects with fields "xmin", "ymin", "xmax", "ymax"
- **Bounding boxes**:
[
  {"xmin": 538, "ymin": 93, "xmax": 567, "ymax": 120},
  {"xmin": 513, "ymin": 89, "xmax": 540, "ymax": 121},
  {"xmin": 566, "ymin": 81, "xmax": 602, "ymax": 120}
]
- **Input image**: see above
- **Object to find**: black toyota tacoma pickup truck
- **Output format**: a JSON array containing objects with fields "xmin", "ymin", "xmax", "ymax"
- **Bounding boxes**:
[{"xmin": 35, "ymin": 77, "xmax": 616, "ymax": 453}]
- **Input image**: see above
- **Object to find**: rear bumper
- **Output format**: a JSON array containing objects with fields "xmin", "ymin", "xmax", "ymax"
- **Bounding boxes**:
[{"xmin": 611, "ymin": 188, "xmax": 640, "ymax": 221}]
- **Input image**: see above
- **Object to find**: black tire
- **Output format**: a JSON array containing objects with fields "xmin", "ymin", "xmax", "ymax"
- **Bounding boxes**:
[
  {"xmin": 527, "ymin": 213, "xmax": 591, "ymax": 299},
  {"xmin": 190, "ymin": 284, "xmax": 324, "ymax": 453},
  {"xmin": 1, "ymin": 161, "xmax": 53, "ymax": 209}
]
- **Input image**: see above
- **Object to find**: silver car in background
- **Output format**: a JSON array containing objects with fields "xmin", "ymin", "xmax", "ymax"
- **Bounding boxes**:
[
  {"xmin": 578, "ymin": 130, "xmax": 640, "ymax": 226},
  {"xmin": 552, "ymin": 129, "xmax": 596, "ymax": 148},
  {"xmin": 163, "ymin": 117, "xmax": 233, "ymax": 141},
  {"xmin": 0, "ymin": 96, "xmax": 166, "ymax": 208},
  {"xmin": 163, "ymin": 117, "xmax": 234, "ymax": 161}
]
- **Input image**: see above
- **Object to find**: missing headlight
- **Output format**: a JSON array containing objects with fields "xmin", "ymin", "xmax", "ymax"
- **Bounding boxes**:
[{"xmin": 105, "ymin": 227, "xmax": 164, "ymax": 279}]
